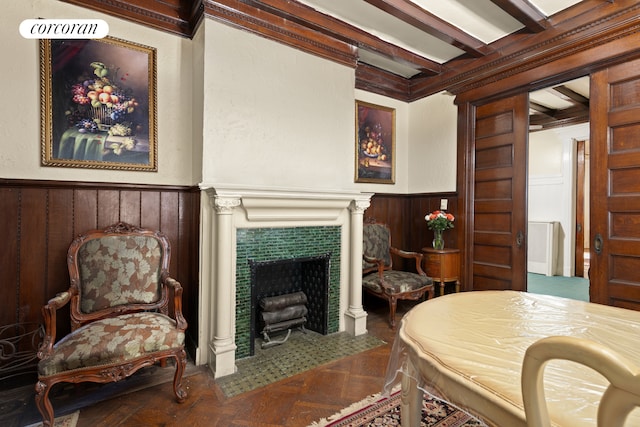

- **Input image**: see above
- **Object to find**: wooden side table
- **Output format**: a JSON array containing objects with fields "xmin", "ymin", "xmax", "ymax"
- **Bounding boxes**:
[{"xmin": 421, "ymin": 248, "xmax": 461, "ymax": 296}]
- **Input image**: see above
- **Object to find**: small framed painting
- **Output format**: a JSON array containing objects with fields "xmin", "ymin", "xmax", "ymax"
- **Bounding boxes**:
[
  {"xmin": 40, "ymin": 36, "xmax": 157, "ymax": 171},
  {"xmin": 355, "ymin": 100, "xmax": 395, "ymax": 184}
]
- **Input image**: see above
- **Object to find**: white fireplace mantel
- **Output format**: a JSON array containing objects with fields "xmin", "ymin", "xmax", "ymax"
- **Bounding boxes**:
[
  {"xmin": 197, "ymin": 184, "xmax": 373, "ymax": 378},
  {"xmin": 202, "ymin": 185, "xmax": 370, "ymax": 222}
]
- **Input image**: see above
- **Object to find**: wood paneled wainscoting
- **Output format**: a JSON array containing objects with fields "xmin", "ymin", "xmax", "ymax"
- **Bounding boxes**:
[
  {"xmin": 367, "ymin": 192, "xmax": 459, "ymax": 275},
  {"xmin": 0, "ymin": 179, "xmax": 200, "ymax": 388}
]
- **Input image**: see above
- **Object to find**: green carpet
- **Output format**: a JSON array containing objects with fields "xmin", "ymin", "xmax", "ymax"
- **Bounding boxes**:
[
  {"xmin": 527, "ymin": 273, "xmax": 589, "ymax": 301},
  {"xmin": 216, "ymin": 330, "xmax": 385, "ymax": 397}
]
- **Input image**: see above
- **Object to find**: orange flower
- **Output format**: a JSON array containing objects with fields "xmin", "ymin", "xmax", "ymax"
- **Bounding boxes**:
[{"xmin": 425, "ymin": 210, "xmax": 455, "ymax": 231}]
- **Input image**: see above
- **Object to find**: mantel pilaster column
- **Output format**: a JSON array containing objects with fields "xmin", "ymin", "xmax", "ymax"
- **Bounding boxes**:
[
  {"xmin": 345, "ymin": 196, "xmax": 371, "ymax": 336},
  {"xmin": 210, "ymin": 194, "xmax": 241, "ymax": 378}
]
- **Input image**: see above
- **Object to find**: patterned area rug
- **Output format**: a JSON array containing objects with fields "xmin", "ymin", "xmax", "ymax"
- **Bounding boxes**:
[
  {"xmin": 309, "ymin": 390, "xmax": 486, "ymax": 427},
  {"xmin": 24, "ymin": 411, "xmax": 79, "ymax": 427}
]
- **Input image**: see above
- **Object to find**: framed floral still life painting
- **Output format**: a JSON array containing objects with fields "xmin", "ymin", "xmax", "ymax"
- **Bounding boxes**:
[
  {"xmin": 40, "ymin": 36, "xmax": 157, "ymax": 171},
  {"xmin": 355, "ymin": 100, "xmax": 395, "ymax": 184}
]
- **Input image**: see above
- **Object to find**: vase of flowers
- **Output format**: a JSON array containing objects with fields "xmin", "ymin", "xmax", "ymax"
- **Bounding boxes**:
[{"xmin": 425, "ymin": 210, "xmax": 455, "ymax": 250}]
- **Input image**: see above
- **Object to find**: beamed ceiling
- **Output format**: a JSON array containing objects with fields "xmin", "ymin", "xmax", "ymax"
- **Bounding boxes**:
[{"xmin": 60, "ymin": 0, "xmax": 640, "ymax": 131}]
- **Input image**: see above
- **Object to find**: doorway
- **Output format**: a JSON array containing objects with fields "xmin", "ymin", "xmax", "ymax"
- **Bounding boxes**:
[{"xmin": 527, "ymin": 77, "xmax": 590, "ymax": 299}]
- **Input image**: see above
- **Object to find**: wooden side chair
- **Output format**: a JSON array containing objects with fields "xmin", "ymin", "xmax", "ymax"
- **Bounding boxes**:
[
  {"xmin": 35, "ymin": 222, "xmax": 188, "ymax": 426},
  {"xmin": 362, "ymin": 220, "xmax": 434, "ymax": 328}
]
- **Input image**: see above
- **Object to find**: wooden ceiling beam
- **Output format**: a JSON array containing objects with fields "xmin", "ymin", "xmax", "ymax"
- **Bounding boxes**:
[
  {"xmin": 489, "ymin": 0, "xmax": 548, "ymax": 32},
  {"xmin": 552, "ymin": 86, "xmax": 590, "ymax": 107},
  {"xmin": 247, "ymin": 0, "xmax": 442, "ymax": 75},
  {"xmin": 529, "ymin": 101, "xmax": 555, "ymax": 116},
  {"xmin": 355, "ymin": 63, "xmax": 411, "ymax": 101},
  {"xmin": 363, "ymin": 0, "xmax": 492, "ymax": 57},
  {"xmin": 410, "ymin": 0, "xmax": 633, "ymax": 101},
  {"xmin": 204, "ymin": 0, "xmax": 357, "ymax": 68},
  {"xmin": 61, "ymin": 0, "xmax": 200, "ymax": 37}
]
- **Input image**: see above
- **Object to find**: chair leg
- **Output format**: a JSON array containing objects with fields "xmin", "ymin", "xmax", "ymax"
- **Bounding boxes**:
[
  {"xmin": 427, "ymin": 286, "xmax": 435, "ymax": 300},
  {"xmin": 388, "ymin": 296, "xmax": 398, "ymax": 328},
  {"xmin": 173, "ymin": 349, "xmax": 188, "ymax": 403},
  {"xmin": 35, "ymin": 380, "xmax": 54, "ymax": 427}
]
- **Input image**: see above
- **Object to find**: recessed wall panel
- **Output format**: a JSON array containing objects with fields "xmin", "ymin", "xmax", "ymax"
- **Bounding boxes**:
[
  {"xmin": 476, "ymin": 145, "xmax": 513, "ymax": 170},
  {"xmin": 476, "ymin": 111, "xmax": 514, "ymax": 138},
  {"xmin": 476, "ymin": 179, "xmax": 512, "ymax": 199}
]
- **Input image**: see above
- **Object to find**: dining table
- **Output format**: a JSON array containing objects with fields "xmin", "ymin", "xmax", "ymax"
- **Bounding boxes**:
[{"xmin": 383, "ymin": 290, "xmax": 640, "ymax": 426}]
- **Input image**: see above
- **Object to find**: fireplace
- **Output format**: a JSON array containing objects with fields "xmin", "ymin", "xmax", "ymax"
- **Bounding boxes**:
[
  {"xmin": 249, "ymin": 253, "xmax": 331, "ymax": 355},
  {"xmin": 235, "ymin": 226, "xmax": 340, "ymax": 359},
  {"xmin": 199, "ymin": 186, "xmax": 373, "ymax": 377}
]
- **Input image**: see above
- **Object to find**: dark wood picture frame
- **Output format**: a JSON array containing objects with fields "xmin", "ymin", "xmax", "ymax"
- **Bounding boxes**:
[
  {"xmin": 355, "ymin": 100, "xmax": 395, "ymax": 184},
  {"xmin": 40, "ymin": 36, "xmax": 157, "ymax": 171}
]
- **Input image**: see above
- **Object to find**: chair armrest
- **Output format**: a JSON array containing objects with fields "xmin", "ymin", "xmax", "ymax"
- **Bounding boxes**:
[
  {"xmin": 37, "ymin": 291, "xmax": 71, "ymax": 360},
  {"xmin": 390, "ymin": 247, "xmax": 426, "ymax": 275},
  {"xmin": 363, "ymin": 254, "xmax": 394, "ymax": 290},
  {"xmin": 363, "ymin": 254, "xmax": 387, "ymax": 276},
  {"xmin": 162, "ymin": 275, "xmax": 188, "ymax": 332},
  {"xmin": 363, "ymin": 254, "xmax": 384, "ymax": 266}
]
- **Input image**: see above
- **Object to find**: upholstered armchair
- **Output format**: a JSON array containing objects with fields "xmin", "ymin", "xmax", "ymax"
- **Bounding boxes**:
[
  {"xmin": 35, "ymin": 222, "xmax": 188, "ymax": 426},
  {"xmin": 362, "ymin": 220, "xmax": 434, "ymax": 328}
]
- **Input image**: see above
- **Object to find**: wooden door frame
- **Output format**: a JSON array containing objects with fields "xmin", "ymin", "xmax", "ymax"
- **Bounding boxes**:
[
  {"xmin": 575, "ymin": 139, "xmax": 586, "ymax": 278},
  {"xmin": 456, "ymin": 102, "xmax": 474, "ymax": 290}
]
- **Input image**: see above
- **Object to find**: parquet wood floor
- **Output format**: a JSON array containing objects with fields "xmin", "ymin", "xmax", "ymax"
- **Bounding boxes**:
[{"xmin": 74, "ymin": 297, "xmax": 409, "ymax": 427}]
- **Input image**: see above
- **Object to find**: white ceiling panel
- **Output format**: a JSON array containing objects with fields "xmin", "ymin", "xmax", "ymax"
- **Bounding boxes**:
[
  {"xmin": 529, "ymin": 0, "xmax": 584, "ymax": 16},
  {"xmin": 410, "ymin": 0, "xmax": 524, "ymax": 43},
  {"xmin": 297, "ymin": 0, "xmax": 464, "ymax": 63}
]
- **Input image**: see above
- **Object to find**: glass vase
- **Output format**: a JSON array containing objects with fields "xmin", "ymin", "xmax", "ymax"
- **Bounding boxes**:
[{"xmin": 432, "ymin": 229, "xmax": 445, "ymax": 250}]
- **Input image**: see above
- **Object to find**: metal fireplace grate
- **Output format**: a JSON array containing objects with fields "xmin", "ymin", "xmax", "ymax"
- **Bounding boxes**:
[{"xmin": 249, "ymin": 253, "xmax": 330, "ymax": 355}]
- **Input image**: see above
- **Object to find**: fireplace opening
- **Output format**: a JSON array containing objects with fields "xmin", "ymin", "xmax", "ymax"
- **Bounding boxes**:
[{"xmin": 249, "ymin": 253, "xmax": 331, "ymax": 355}]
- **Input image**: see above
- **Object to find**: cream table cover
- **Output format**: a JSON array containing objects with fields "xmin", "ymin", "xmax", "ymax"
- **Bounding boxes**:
[{"xmin": 383, "ymin": 291, "xmax": 640, "ymax": 426}]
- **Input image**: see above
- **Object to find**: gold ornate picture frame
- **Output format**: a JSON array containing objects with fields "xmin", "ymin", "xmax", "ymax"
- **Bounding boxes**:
[
  {"xmin": 355, "ymin": 100, "xmax": 395, "ymax": 184},
  {"xmin": 40, "ymin": 36, "xmax": 157, "ymax": 171}
]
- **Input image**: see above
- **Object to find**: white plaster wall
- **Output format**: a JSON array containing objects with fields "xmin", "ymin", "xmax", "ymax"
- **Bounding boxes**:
[
  {"xmin": 199, "ymin": 21, "xmax": 455, "ymax": 195},
  {"xmin": 528, "ymin": 123, "xmax": 589, "ymax": 276},
  {"xmin": 3, "ymin": 2, "xmax": 458, "ymax": 193},
  {"xmin": 191, "ymin": 24, "xmax": 205, "ymax": 184},
  {"xmin": 202, "ymin": 19, "xmax": 358, "ymax": 192},
  {"xmin": 1, "ymin": 0, "xmax": 196, "ymax": 185},
  {"xmin": 353, "ymin": 90, "xmax": 410, "ymax": 193},
  {"xmin": 407, "ymin": 92, "xmax": 458, "ymax": 193}
]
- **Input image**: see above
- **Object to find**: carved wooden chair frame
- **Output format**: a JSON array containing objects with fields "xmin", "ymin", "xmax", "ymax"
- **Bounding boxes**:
[
  {"xmin": 35, "ymin": 222, "xmax": 188, "ymax": 426},
  {"xmin": 362, "ymin": 219, "xmax": 434, "ymax": 328}
]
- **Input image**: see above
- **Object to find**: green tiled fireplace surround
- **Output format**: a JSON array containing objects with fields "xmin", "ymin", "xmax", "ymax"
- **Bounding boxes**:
[{"xmin": 235, "ymin": 226, "xmax": 341, "ymax": 359}]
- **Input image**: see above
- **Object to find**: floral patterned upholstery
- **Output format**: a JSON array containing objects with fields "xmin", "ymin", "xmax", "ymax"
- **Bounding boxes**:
[
  {"xmin": 362, "ymin": 270, "xmax": 433, "ymax": 295},
  {"xmin": 362, "ymin": 223, "xmax": 392, "ymax": 273},
  {"xmin": 77, "ymin": 235, "xmax": 163, "ymax": 313},
  {"xmin": 362, "ymin": 220, "xmax": 434, "ymax": 328},
  {"xmin": 35, "ymin": 223, "xmax": 188, "ymax": 427},
  {"xmin": 38, "ymin": 312, "xmax": 184, "ymax": 377}
]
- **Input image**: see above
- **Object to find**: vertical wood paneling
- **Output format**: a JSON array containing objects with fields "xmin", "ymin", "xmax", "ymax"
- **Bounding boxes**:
[
  {"xmin": 46, "ymin": 189, "xmax": 75, "ymax": 303},
  {"xmin": 120, "ymin": 190, "xmax": 142, "ymax": 225},
  {"xmin": 19, "ymin": 189, "xmax": 48, "ymax": 324},
  {"xmin": 160, "ymin": 191, "xmax": 180, "ymax": 271},
  {"xmin": 0, "ymin": 180, "xmax": 200, "ymax": 373},
  {"xmin": 0, "ymin": 188, "xmax": 19, "ymax": 326},
  {"xmin": 183, "ymin": 189, "xmax": 200, "ymax": 346},
  {"xmin": 141, "ymin": 191, "xmax": 161, "ymax": 231},
  {"xmin": 97, "ymin": 190, "xmax": 120, "ymax": 226},
  {"xmin": 368, "ymin": 193, "xmax": 459, "ymax": 273},
  {"xmin": 74, "ymin": 189, "xmax": 98, "ymax": 233}
]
